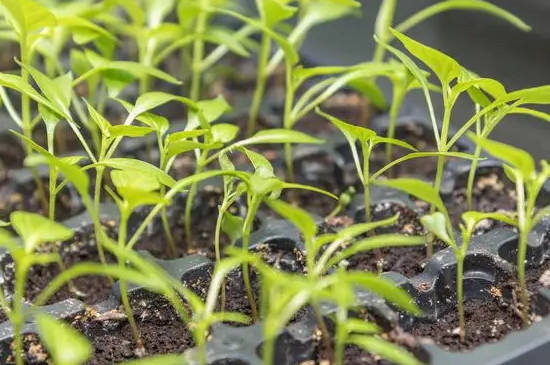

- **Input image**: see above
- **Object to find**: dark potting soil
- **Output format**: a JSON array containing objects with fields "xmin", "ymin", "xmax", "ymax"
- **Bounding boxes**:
[
  {"xmin": 446, "ymin": 168, "xmax": 517, "ymax": 229},
  {"xmin": 0, "ymin": 177, "xmax": 83, "ymax": 223},
  {"xmin": 410, "ymin": 296, "xmax": 524, "ymax": 352},
  {"xmin": 344, "ymin": 203, "xmax": 437, "ymax": 278},
  {"xmin": 1, "ymin": 222, "xmax": 118, "ymax": 306},
  {"xmin": 71, "ymin": 291, "xmax": 194, "ymax": 365}
]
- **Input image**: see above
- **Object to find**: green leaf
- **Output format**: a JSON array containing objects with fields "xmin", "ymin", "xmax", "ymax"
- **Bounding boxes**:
[
  {"xmin": 265, "ymin": 199, "xmax": 317, "ymax": 244},
  {"xmin": 336, "ymin": 214, "xmax": 399, "ymax": 241},
  {"xmin": 371, "ymin": 136, "xmax": 417, "ymax": 151},
  {"xmin": 165, "ymin": 140, "xmax": 222, "ymax": 161},
  {"xmin": 11, "ymin": 211, "xmax": 73, "ymax": 253},
  {"xmin": 344, "ymin": 319, "xmax": 380, "ymax": 335},
  {"xmin": 111, "ymin": 170, "xmax": 160, "ymax": 192},
  {"xmin": 300, "ymin": 0, "xmax": 360, "ymax": 25},
  {"xmin": 84, "ymin": 99, "xmax": 111, "ymax": 136},
  {"xmin": 187, "ymin": 95, "xmax": 232, "ymax": 131},
  {"xmin": 242, "ymin": 147, "xmax": 275, "ymax": 178},
  {"xmin": 81, "ymin": 50, "xmax": 181, "ymax": 86},
  {"xmin": 211, "ymin": 123, "xmax": 239, "ymax": 144},
  {"xmin": 375, "ymin": 178, "xmax": 448, "ymax": 216},
  {"xmin": 108, "ymin": 125, "xmax": 155, "ymax": 138},
  {"xmin": 262, "ymin": 0, "xmax": 297, "ymax": 27},
  {"xmin": 127, "ymin": 92, "xmax": 197, "ymax": 122},
  {"xmin": 349, "ymin": 335, "xmax": 423, "ymax": 365},
  {"xmin": 345, "ymin": 271, "xmax": 420, "ymax": 314},
  {"xmin": 114, "ymin": 98, "xmax": 170, "ymax": 135},
  {"xmin": 420, "ymin": 212, "xmax": 454, "ymax": 246},
  {"xmin": 0, "ymin": 73, "xmax": 60, "ymax": 116},
  {"xmin": 470, "ymin": 134, "xmax": 535, "ymax": 178},
  {"xmin": 166, "ymin": 130, "xmax": 208, "ymax": 145},
  {"xmin": 390, "ymin": 28, "xmax": 462, "ymax": 86},
  {"xmin": 0, "ymin": 220, "xmax": 9, "ymax": 227},
  {"xmin": 221, "ymin": 211, "xmax": 244, "ymax": 245},
  {"xmin": 98, "ymin": 158, "xmax": 176, "ymax": 188},
  {"xmin": 461, "ymin": 211, "xmax": 517, "ymax": 232},
  {"xmin": 316, "ymin": 107, "xmax": 375, "ymax": 142},
  {"xmin": 18, "ymin": 62, "xmax": 72, "ymax": 119},
  {"xmin": 57, "ymin": 16, "xmax": 116, "ymax": 44},
  {"xmin": 35, "ymin": 314, "xmax": 92, "ymax": 365},
  {"xmin": 233, "ymin": 129, "xmax": 324, "ymax": 148}
]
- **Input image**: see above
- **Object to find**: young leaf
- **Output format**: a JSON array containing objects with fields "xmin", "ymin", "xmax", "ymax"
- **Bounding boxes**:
[
  {"xmin": 98, "ymin": 158, "xmax": 176, "ymax": 188},
  {"xmin": 461, "ymin": 211, "xmax": 517, "ymax": 232},
  {"xmin": 186, "ymin": 95, "xmax": 232, "ymax": 131},
  {"xmin": 221, "ymin": 211, "xmax": 244, "ymax": 245},
  {"xmin": 470, "ymin": 134, "xmax": 535, "ymax": 179},
  {"xmin": 165, "ymin": 140, "xmax": 222, "ymax": 161},
  {"xmin": 375, "ymin": 178, "xmax": 448, "ymax": 216},
  {"xmin": 35, "ymin": 314, "xmax": 92, "ymax": 365},
  {"xmin": 233, "ymin": 129, "xmax": 324, "ymax": 148},
  {"xmin": 211, "ymin": 123, "xmax": 239, "ymax": 144},
  {"xmin": 108, "ymin": 125, "xmax": 155, "ymax": 138},
  {"xmin": 300, "ymin": 0, "xmax": 360, "ymax": 25},
  {"xmin": 420, "ymin": 212, "xmax": 453, "ymax": 246},
  {"xmin": 316, "ymin": 107, "xmax": 376, "ymax": 142},
  {"xmin": 390, "ymin": 28, "xmax": 462, "ymax": 86},
  {"xmin": 349, "ymin": 335, "xmax": 423, "ymax": 365},
  {"xmin": 11, "ymin": 211, "xmax": 73, "ymax": 253}
]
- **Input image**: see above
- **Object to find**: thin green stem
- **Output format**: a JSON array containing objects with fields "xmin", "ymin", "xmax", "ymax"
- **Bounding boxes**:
[
  {"xmin": 13, "ymin": 260, "xmax": 28, "ymax": 365},
  {"xmin": 313, "ymin": 301, "xmax": 332, "ymax": 362},
  {"xmin": 159, "ymin": 136, "xmax": 177, "ymax": 258},
  {"xmin": 247, "ymin": 34, "xmax": 271, "ymax": 137},
  {"xmin": 184, "ymin": 154, "xmax": 206, "ymax": 250},
  {"xmin": 456, "ymin": 253, "xmax": 465, "ymax": 342},
  {"xmin": 283, "ymin": 65, "xmax": 295, "ymax": 184},
  {"xmin": 118, "ymin": 210, "xmax": 142, "ymax": 348},
  {"xmin": 466, "ymin": 144, "xmax": 482, "ymax": 211},
  {"xmin": 516, "ymin": 175, "xmax": 529, "ymax": 326},
  {"xmin": 385, "ymin": 86, "xmax": 405, "ymax": 166},
  {"xmin": 47, "ymin": 129, "xmax": 56, "ymax": 220},
  {"xmin": 190, "ymin": 3, "xmax": 208, "ymax": 100},
  {"xmin": 242, "ymin": 195, "xmax": 260, "ymax": 322}
]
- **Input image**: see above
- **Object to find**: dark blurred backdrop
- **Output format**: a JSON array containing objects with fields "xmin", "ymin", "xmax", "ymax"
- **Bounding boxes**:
[{"xmin": 299, "ymin": 0, "xmax": 550, "ymax": 159}]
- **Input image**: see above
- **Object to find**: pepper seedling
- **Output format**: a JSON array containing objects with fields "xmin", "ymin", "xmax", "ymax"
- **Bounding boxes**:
[
  {"xmin": 0, "ymin": 212, "xmax": 73, "ymax": 365},
  {"xmin": 474, "ymin": 135, "xmax": 550, "ymax": 326},
  {"xmin": 376, "ymin": 177, "xmax": 515, "ymax": 341}
]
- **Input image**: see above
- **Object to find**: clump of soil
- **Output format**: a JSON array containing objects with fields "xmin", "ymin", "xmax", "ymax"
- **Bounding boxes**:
[{"xmin": 71, "ymin": 291, "xmax": 195, "ymax": 364}]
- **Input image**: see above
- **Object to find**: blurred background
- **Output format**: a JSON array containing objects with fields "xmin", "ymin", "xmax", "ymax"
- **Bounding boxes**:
[{"xmin": 299, "ymin": 0, "xmax": 550, "ymax": 158}]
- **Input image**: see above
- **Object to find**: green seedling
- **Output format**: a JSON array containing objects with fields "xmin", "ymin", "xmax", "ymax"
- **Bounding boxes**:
[
  {"xmin": 372, "ymin": 0, "xmax": 530, "ymax": 63},
  {"xmin": 265, "ymin": 198, "xmax": 424, "ymax": 362},
  {"xmin": 0, "ymin": 212, "xmax": 73, "ymax": 365},
  {"xmin": 35, "ymin": 313, "xmax": 92, "ymax": 365},
  {"xmin": 376, "ymin": 177, "xmax": 515, "ymax": 341},
  {"xmin": 328, "ymin": 269, "xmax": 422, "ymax": 365},
  {"xmin": 474, "ymin": 136, "xmax": 550, "ymax": 326},
  {"xmin": 234, "ymin": 148, "xmax": 337, "ymax": 322},
  {"xmin": 104, "ymin": 164, "xmax": 173, "ymax": 350}
]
